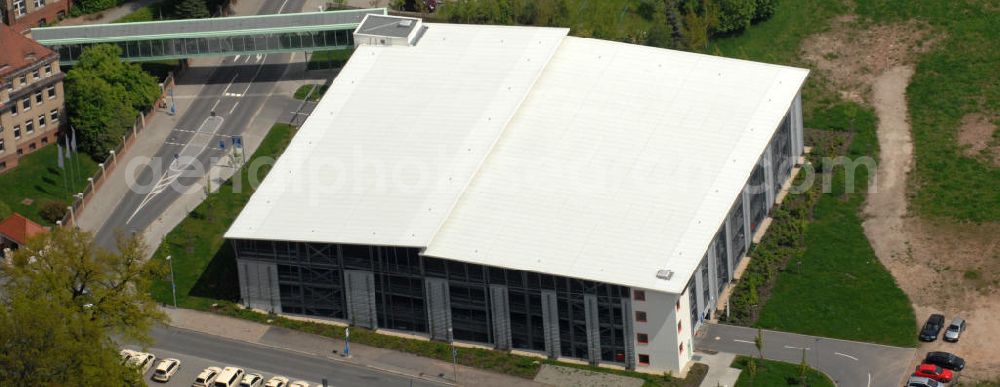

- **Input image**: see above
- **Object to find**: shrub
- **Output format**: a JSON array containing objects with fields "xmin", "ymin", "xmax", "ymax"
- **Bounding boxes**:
[{"xmin": 39, "ymin": 200, "xmax": 69, "ymax": 224}]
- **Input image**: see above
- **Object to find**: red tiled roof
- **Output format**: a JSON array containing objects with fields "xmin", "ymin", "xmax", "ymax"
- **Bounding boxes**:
[
  {"xmin": 0, "ymin": 24, "xmax": 57, "ymax": 79},
  {"xmin": 0, "ymin": 212, "xmax": 48, "ymax": 245}
]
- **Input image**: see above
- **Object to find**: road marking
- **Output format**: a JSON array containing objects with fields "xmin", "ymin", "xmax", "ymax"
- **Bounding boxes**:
[
  {"xmin": 211, "ymin": 99, "xmax": 222, "ymax": 111},
  {"xmin": 733, "ymin": 339, "xmax": 755, "ymax": 344},
  {"xmin": 221, "ymin": 73, "xmax": 240, "ymax": 95},
  {"xmin": 244, "ymin": 55, "xmax": 252, "ymax": 64},
  {"xmin": 229, "ymin": 101, "xmax": 240, "ymax": 115},
  {"xmin": 164, "ymin": 142, "xmax": 186, "ymax": 146},
  {"xmin": 784, "ymin": 345, "xmax": 810, "ymax": 350},
  {"xmin": 834, "ymin": 352, "xmax": 859, "ymax": 361},
  {"xmin": 867, "ymin": 372, "xmax": 871, "ymax": 387},
  {"xmin": 233, "ymin": 54, "xmax": 241, "ymax": 62}
]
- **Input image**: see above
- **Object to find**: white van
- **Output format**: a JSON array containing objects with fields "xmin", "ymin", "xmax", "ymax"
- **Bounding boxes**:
[{"xmin": 212, "ymin": 367, "xmax": 246, "ymax": 387}]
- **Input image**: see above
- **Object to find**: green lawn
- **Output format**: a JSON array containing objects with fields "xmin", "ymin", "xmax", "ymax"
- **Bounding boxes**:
[
  {"xmin": 756, "ymin": 104, "xmax": 917, "ymax": 347},
  {"xmin": 852, "ymin": 0, "xmax": 1000, "ymax": 222},
  {"xmin": 293, "ymin": 84, "xmax": 328, "ymax": 102},
  {"xmin": 151, "ymin": 123, "xmax": 297, "ymax": 309},
  {"xmin": 306, "ymin": 49, "xmax": 354, "ymax": 70},
  {"xmin": 731, "ymin": 356, "xmax": 834, "ymax": 387},
  {"xmin": 0, "ymin": 144, "xmax": 98, "ymax": 225}
]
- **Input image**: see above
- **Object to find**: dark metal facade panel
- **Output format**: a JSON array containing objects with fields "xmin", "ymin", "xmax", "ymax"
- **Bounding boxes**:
[
  {"xmin": 490, "ymin": 284, "xmax": 512, "ymax": 350},
  {"xmin": 620, "ymin": 297, "xmax": 636, "ymax": 370},
  {"xmin": 238, "ymin": 260, "xmax": 281, "ymax": 313},
  {"xmin": 425, "ymin": 277, "xmax": 452, "ymax": 342},
  {"xmin": 540, "ymin": 290, "xmax": 560, "ymax": 359},
  {"xmin": 344, "ymin": 270, "xmax": 377, "ymax": 329},
  {"xmin": 583, "ymin": 294, "xmax": 601, "ymax": 366}
]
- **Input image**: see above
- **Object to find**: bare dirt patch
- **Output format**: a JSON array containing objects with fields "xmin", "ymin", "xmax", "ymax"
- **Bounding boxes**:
[
  {"xmin": 957, "ymin": 113, "xmax": 1000, "ymax": 165},
  {"xmin": 802, "ymin": 16, "xmax": 1000, "ymax": 378},
  {"xmin": 801, "ymin": 18, "xmax": 936, "ymax": 104}
]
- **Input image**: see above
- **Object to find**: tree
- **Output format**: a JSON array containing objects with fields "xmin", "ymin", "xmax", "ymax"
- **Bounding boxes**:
[
  {"xmin": 65, "ymin": 71, "xmax": 135, "ymax": 158},
  {"xmin": 39, "ymin": 199, "xmax": 68, "ymax": 224},
  {"xmin": 0, "ymin": 228, "xmax": 164, "ymax": 385},
  {"xmin": 174, "ymin": 0, "xmax": 211, "ymax": 19},
  {"xmin": 73, "ymin": 44, "xmax": 161, "ymax": 113},
  {"xmin": 798, "ymin": 347, "xmax": 809, "ymax": 385}
]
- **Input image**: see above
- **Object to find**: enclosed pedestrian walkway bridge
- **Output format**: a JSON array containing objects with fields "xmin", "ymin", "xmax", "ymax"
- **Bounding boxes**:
[{"xmin": 30, "ymin": 8, "xmax": 385, "ymax": 64}]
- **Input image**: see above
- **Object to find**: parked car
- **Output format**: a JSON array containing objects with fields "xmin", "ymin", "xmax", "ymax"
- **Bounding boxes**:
[
  {"xmin": 240, "ymin": 373, "xmax": 264, "ymax": 387},
  {"xmin": 120, "ymin": 349, "xmax": 138, "ymax": 365},
  {"xmin": 264, "ymin": 376, "xmax": 289, "ymax": 387},
  {"xmin": 151, "ymin": 358, "xmax": 181, "ymax": 382},
  {"xmin": 925, "ymin": 351, "xmax": 966, "ymax": 371},
  {"xmin": 944, "ymin": 316, "xmax": 966, "ymax": 342},
  {"xmin": 919, "ymin": 314, "xmax": 945, "ymax": 341},
  {"xmin": 288, "ymin": 381, "xmax": 310, "ymax": 387},
  {"xmin": 193, "ymin": 366, "xmax": 223, "ymax": 387},
  {"xmin": 914, "ymin": 363, "xmax": 954, "ymax": 383},
  {"xmin": 906, "ymin": 375, "xmax": 942, "ymax": 387},
  {"xmin": 126, "ymin": 352, "xmax": 156, "ymax": 374},
  {"xmin": 213, "ymin": 367, "xmax": 246, "ymax": 387}
]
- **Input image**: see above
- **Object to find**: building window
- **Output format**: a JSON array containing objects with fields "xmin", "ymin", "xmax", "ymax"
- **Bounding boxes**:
[
  {"xmin": 22, "ymin": 97, "xmax": 30, "ymax": 111},
  {"xmin": 9, "ymin": 105, "xmax": 16, "ymax": 116},
  {"xmin": 25, "ymin": 120, "xmax": 33, "ymax": 134},
  {"xmin": 34, "ymin": 0, "xmax": 45, "ymax": 8},
  {"xmin": 47, "ymin": 85, "xmax": 56, "ymax": 99},
  {"xmin": 676, "ymin": 300, "xmax": 681, "ymax": 310},
  {"xmin": 13, "ymin": 125, "xmax": 21, "ymax": 139},
  {"xmin": 34, "ymin": 91, "xmax": 43, "ymax": 104},
  {"xmin": 633, "ymin": 290, "xmax": 645, "ymax": 301},
  {"xmin": 28, "ymin": 142, "xmax": 35, "ymax": 151},
  {"xmin": 57, "ymin": 10, "xmax": 66, "ymax": 20},
  {"xmin": 637, "ymin": 333, "xmax": 648, "ymax": 344},
  {"xmin": 19, "ymin": 74, "xmax": 27, "ymax": 86},
  {"xmin": 0, "ymin": 139, "xmax": 4, "ymax": 153},
  {"xmin": 678, "ymin": 320, "xmax": 683, "ymax": 333},
  {"xmin": 0, "ymin": 161, "xmax": 6, "ymax": 170},
  {"xmin": 38, "ymin": 18, "xmax": 47, "ymax": 27},
  {"xmin": 679, "ymin": 343, "xmax": 685, "ymax": 354},
  {"xmin": 17, "ymin": 149, "xmax": 23, "ymax": 156},
  {"xmin": 50, "ymin": 109, "xmax": 59, "ymax": 122},
  {"xmin": 38, "ymin": 114, "xmax": 45, "ymax": 128},
  {"xmin": 44, "ymin": 64, "xmax": 52, "ymax": 76},
  {"xmin": 14, "ymin": 0, "xmax": 27, "ymax": 17},
  {"xmin": 41, "ymin": 137, "xmax": 48, "ymax": 145},
  {"xmin": 638, "ymin": 354, "xmax": 650, "ymax": 366},
  {"xmin": 635, "ymin": 311, "xmax": 647, "ymax": 323},
  {"xmin": 32, "ymin": 69, "xmax": 40, "ymax": 80}
]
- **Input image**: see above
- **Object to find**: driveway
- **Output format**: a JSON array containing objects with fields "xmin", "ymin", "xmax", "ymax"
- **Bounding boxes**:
[{"xmin": 695, "ymin": 323, "xmax": 915, "ymax": 387}]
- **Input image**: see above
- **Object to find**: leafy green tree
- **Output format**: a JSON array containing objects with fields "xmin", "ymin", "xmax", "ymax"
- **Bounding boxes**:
[
  {"xmin": 0, "ymin": 228, "xmax": 164, "ymax": 385},
  {"xmin": 73, "ymin": 44, "xmax": 161, "ymax": 113},
  {"xmin": 754, "ymin": 327, "xmax": 765, "ymax": 360},
  {"xmin": 65, "ymin": 71, "xmax": 135, "ymax": 158},
  {"xmin": 73, "ymin": 0, "xmax": 120, "ymax": 14},
  {"xmin": 174, "ymin": 0, "xmax": 211, "ymax": 19},
  {"xmin": 713, "ymin": 0, "xmax": 755, "ymax": 33}
]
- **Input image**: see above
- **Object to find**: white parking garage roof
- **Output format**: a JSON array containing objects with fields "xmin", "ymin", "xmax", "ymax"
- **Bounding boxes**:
[{"xmin": 226, "ymin": 21, "xmax": 807, "ymax": 294}]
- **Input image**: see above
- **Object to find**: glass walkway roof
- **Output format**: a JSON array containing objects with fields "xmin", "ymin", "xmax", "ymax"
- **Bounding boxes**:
[{"xmin": 30, "ymin": 8, "xmax": 385, "ymax": 63}]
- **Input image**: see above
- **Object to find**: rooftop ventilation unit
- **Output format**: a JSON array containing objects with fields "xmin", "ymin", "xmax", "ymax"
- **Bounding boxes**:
[
  {"xmin": 656, "ymin": 270, "xmax": 674, "ymax": 280},
  {"xmin": 399, "ymin": 19, "xmax": 413, "ymax": 27}
]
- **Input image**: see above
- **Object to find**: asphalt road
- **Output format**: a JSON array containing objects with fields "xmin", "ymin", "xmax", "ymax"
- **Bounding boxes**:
[
  {"xmin": 695, "ymin": 323, "xmax": 916, "ymax": 387},
  {"xmin": 129, "ymin": 326, "xmax": 440, "ymax": 387},
  {"xmin": 93, "ymin": 0, "xmax": 308, "ymax": 250}
]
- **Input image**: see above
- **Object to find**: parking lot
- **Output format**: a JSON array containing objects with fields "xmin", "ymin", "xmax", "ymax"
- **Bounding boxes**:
[{"xmin": 126, "ymin": 346, "xmax": 321, "ymax": 387}]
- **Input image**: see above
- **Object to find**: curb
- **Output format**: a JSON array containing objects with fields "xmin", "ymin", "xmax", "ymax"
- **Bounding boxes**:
[{"xmin": 163, "ymin": 323, "xmax": 455, "ymax": 386}]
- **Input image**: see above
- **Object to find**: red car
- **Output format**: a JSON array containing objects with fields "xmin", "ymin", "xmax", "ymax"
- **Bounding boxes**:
[{"xmin": 914, "ymin": 363, "xmax": 954, "ymax": 383}]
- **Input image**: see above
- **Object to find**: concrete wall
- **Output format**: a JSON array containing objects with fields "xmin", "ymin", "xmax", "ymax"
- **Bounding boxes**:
[{"xmin": 634, "ymin": 289, "xmax": 691, "ymax": 375}]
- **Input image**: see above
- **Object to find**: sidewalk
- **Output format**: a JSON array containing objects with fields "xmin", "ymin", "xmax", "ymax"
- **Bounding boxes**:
[
  {"xmin": 163, "ymin": 307, "xmax": 547, "ymax": 387},
  {"xmin": 693, "ymin": 352, "xmax": 740, "ymax": 387},
  {"xmin": 57, "ymin": 0, "xmax": 161, "ymax": 26}
]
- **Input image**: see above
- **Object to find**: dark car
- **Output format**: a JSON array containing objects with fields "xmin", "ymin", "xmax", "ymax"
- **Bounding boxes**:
[
  {"xmin": 925, "ymin": 351, "xmax": 966, "ymax": 371},
  {"xmin": 919, "ymin": 314, "xmax": 945, "ymax": 341}
]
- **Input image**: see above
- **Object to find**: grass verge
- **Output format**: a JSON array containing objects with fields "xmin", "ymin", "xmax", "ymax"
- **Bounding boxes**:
[
  {"xmin": 754, "ymin": 103, "xmax": 917, "ymax": 347},
  {"xmin": 0, "ymin": 144, "xmax": 97, "ymax": 225},
  {"xmin": 731, "ymin": 356, "xmax": 834, "ymax": 387},
  {"xmin": 293, "ymin": 84, "xmax": 328, "ymax": 102}
]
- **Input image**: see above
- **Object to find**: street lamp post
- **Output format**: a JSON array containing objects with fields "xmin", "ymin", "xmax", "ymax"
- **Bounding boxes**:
[
  {"xmin": 166, "ymin": 255, "xmax": 177, "ymax": 308},
  {"xmin": 343, "ymin": 327, "xmax": 351, "ymax": 358},
  {"xmin": 449, "ymin": 327, "xmax": 458, "ymax": 384}
]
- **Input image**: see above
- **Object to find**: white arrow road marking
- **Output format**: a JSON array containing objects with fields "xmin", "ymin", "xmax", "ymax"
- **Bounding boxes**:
[
  {"xmin": 734, "ymin": 339, "xmax": 755, "ymax": 344},
  {"xmin": 834, "ymin": 352, "xmax": 859, "ymax": 361},
  {"xmin": 784, "ymin": 345, "xmax": 810, "ymax": 350}
]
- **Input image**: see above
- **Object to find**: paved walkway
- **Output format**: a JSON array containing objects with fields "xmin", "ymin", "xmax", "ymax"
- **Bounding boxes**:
[
  {"xmin": 163, "ymin": 307, "xmax": 546, "ymax": 387},
  {"xmin": 695, "ymin": 323, "xmax": 915, "ymax": 387},
  {"xmin": 693, "ymin": 351, "xmax": 740, "ymax": 387},
  {"xmin": 57, "ymin": 0, "xmax": 162, "ymax": 26}
]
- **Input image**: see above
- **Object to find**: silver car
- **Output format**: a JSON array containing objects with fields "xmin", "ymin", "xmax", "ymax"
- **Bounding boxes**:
[
  {"xmin": 907, "ymin": 375, "xmax": 941, "ymax": 387},
  {"xmin": 944, "ymin": 317, "xmax": 966, "ymax": 342}
]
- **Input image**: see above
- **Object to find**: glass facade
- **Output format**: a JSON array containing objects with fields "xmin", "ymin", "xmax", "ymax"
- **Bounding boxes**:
[
  {"xmin": 51, "ymin": 29, "xmax": 355, "ymax": 62},
  {"xmin": 233, "ymin": 240, "xmax": 630, "ymax": 364}
]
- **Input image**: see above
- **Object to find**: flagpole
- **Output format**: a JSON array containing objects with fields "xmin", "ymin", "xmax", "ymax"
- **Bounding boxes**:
[
  {"xmin": 58, "ymin": 141, "xmax": 68, "ymax": 192},
  {"xmin": 65, "ymin": 134, "xmax": 77, "ymax": 191},
  {"xmin": 71, "ymin": 128, "xmax": 82, "ymax": 189}
]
